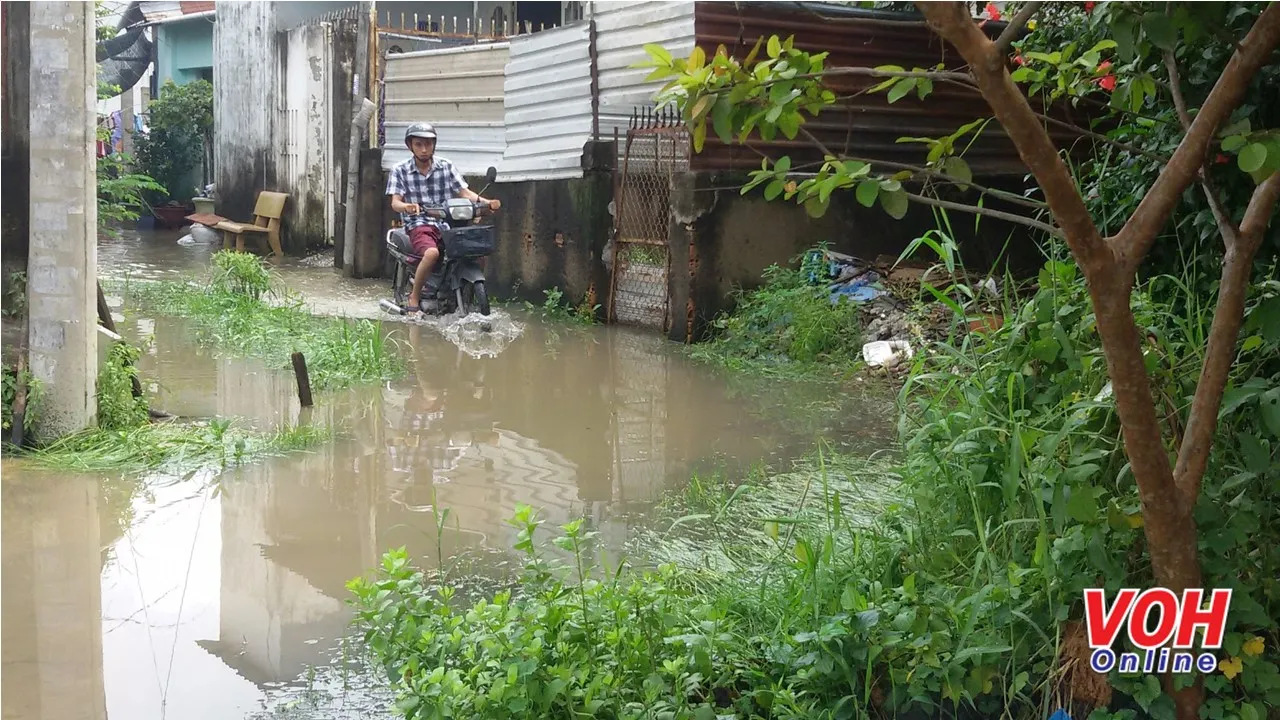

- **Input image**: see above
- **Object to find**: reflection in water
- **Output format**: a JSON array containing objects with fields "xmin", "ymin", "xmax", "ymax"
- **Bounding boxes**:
[
  {"xmin": 1, "ymin": 472, "xmax": 109, "ymax": 720},
  {"xmin": 2, "ymin": 233, "xmax": 895, "ymax": 719}
]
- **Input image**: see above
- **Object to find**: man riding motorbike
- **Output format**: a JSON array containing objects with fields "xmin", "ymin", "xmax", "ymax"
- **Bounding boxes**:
[{"xmin": 386, "ymin": 122, "xmax": 501, "ymax": 314}]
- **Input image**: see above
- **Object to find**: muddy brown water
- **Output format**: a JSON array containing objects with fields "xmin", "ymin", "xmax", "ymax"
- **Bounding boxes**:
[{"xmin": 2, "ymin": 230, "xmax": 895, "ymax": 720}]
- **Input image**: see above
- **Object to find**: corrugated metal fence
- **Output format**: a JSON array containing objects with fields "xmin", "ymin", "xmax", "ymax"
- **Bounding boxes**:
[
  {"xmin": 380, "ymin": 42, "xmax": 510, "ymax": 174},
  {"xmin": 376, "ymin": 2, "xmax": 698, "ymax": 182},
  {"xmin": 499, "ymin": 22, "xmax": 592, "ymax": 182},
  {"xmin": 594, "ymin": 2, "xmax": 694, "ymax": 142}
]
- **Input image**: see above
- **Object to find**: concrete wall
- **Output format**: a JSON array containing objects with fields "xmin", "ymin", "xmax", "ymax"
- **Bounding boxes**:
[
  {"xmin": 156, "ymin": 18, "xmax": 214, "ymax": 86},
  {"xmin": 481, "ymin": 170, "xmax": 614, "ymax": 310},
  {"xmin": 213, "ymin": 1, "xmax": 282, "ymax": 228}
]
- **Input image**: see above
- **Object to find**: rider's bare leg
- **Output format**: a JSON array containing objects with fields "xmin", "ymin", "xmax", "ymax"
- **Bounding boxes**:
[{"xmin": 408, "ymin": 246, "xmax": 440, "ymax": 312}]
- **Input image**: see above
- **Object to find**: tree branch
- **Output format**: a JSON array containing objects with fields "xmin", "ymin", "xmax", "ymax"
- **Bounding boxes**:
[
  {"xmin": 904, "ymin": 191, "xmax": 1063, "ymax": 237},
  {"xmin": 1036, "ymin": 110, "xmax": 1170, "ymax": 165},
  {"xmin": 1163, "ymin": 45, "xmax": 1241, "ymax": 248},
  {"xmin": 797, "ymin": 126, "xmax": 1048, "ymax": 211},
  {"xmin": 916, "ymin": 2, "xmax": 1107, "ymax": 265},
  {"xmin": 1173, "ymin": 172, "xmax": 1280, "ymax": 509},
  {"xmin": 1114, "ymin": 3, "xmax": 1280, "ymax": 272},
  {"xmin": 995, "ymin": 1, "xmax": 1042, "ymax": 56}
]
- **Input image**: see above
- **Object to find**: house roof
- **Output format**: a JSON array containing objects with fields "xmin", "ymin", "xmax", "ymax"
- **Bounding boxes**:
[{"xmin": 138, "ymin": 0, "xmax": 214, "ymax": 23}]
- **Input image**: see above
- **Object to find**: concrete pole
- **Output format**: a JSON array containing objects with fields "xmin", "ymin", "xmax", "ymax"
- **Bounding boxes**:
[
  {"xmin": 120, "ymin": 86, "xmax": 134, "ymax": 157},
  {"xmin": 27, "ymin": 1, "xmax": 98, "ymax": 438}
]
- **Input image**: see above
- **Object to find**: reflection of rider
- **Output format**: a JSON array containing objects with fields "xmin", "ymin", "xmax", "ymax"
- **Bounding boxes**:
[{"xmin": 386, "ymin": 122, "xmax": 501, "ymax": 315}]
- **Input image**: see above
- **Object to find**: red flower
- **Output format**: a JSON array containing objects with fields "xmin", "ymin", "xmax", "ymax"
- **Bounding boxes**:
[
  {"xmin": 984, "ymin": 2, "xmax": 1002, "ymax": 21},
  {"xmin": 1216, "ymin": 154, "xmax": 1229, "ymax": 165},
  {"xmin": 1013, "ymin": 53, "xmax": 1026, "ymax": 66},
  {"xmin": 1095, "ymin": 60, "xmax": 1116, "ymax": 92},
  {"xmin": 1084, "ymin": 1, "xmax": 1096, "ymax": 13}
]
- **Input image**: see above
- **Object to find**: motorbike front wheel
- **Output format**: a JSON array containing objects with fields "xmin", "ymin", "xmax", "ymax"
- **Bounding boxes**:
[{"xmin": 468, "ymin": 280, "xmax": 490, "ymax": 316}]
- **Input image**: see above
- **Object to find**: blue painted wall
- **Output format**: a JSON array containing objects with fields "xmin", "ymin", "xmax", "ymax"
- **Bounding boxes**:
[{"xmin": 156, "ymin": 17, "xmax": 214, "ymax": 87}]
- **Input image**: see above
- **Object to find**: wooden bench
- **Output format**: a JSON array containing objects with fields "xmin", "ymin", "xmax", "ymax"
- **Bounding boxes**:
[{"xmin": 215, "ymin": 191, "xmax": 288, "ymax": 259}]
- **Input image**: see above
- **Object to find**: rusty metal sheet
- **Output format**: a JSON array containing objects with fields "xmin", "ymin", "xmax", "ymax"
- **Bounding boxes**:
[{"xmin": 691, "ymin": 2, "xmax": 1084, "ymax": 178}]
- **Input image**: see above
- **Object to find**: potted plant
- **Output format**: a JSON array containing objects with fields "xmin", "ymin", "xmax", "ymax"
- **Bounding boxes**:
[{"xmin": 135, "ymin": 79, "xmax": 214, "ymax": 228}]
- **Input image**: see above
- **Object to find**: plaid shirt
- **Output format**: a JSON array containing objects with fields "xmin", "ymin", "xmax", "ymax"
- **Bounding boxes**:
[{"xmin": 386, "ymin": 156, "xmax": 468, "ymax": 230}]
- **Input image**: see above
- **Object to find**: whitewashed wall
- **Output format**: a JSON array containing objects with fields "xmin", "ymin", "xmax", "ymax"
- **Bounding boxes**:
[
  {"xmin": 499, "ymin": 21, "xmax": 592, "ymax": 182},
  {"xmin": 282, "ymin": 23, "xmax": 336, "ymax": 244},
  {"xmin": 380, "ymin": 42, "xmax": 510, "ymax": 174}
]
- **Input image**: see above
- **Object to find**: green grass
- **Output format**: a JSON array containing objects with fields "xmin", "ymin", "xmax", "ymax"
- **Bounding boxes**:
[
  {"xmin": 115, "ymin": 261, "xmax": 403, "ymax": 391},
  {"xmin": 24, "ymin": 420, "xmax": 330, "ymax": 474}
]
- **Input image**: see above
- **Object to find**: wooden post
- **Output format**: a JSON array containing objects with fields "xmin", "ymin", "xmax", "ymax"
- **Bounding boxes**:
[{"xmin": 291, "ymin": 351, "xmax": 313, "ymax": 407}]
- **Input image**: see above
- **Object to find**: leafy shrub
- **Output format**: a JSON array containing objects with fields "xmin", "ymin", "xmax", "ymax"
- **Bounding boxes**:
[
  {"xmin": 96, "ymin": 342, "xmax": 149, "ymax": 432},
  {"xmin": 352, "ymin": 506, "xmax": 760, "ymax": 720},
  {"xmin": 697, "ymin": 253, "xmax": 863, "ymax": 372},
  {"xmin": 211, "ymin": 250, "xmax": 274, "ymax": 300}
]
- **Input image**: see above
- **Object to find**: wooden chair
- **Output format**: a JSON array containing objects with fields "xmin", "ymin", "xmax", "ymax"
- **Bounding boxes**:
[{"xmin": 215, "ymin": 191, "xmax": 288, "ymax": 259}]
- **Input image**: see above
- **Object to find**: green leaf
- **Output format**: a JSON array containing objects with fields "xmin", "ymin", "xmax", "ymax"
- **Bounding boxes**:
[
  {"xmin": 693, "ymin": 120, "xmax": 707, "ymax": 153},
  {"xmin": 1220, "ymin": 378, "xmax": 1269, "ymax": 418},
  {"xmin": 942, "ymin": 156, "xmax": 972, "ymax": 189},
  {"xmin": 804, "ymin": 194, "xmax": 830, "ymax": 218},
  {"xmin": 1260, "ymin": 387, "xmax": 1280, "ymax": 438},
  {"xmin": 856, "ymin": 180, "xmax": 880, "ymax": 207},
  {"xmin": 712, "ymin": 97, "xmax": 734, "ymax": 144},
  {"xmin": 1143, "ymin": 13, "xmax": 1178, "ymax": 50},
  {"xmin": 774, "ymin": 156, "xmax": 791, "ymax": 175},
  {"xmin": 1030, "ymin": 337, "xmax": 1061, "ymax": 363},
  {"xmin": 887, "ymin": 78, "xmax": 917, "ymax": 104},
  {"xmin": 879, "ymin": 188, "xmax": 908, "ymax": 219},
  {"xmin": 1239, "ymin": 434, "xmax": 1271, "ymax": 474},
  {"xmin": 690, "ymin": 94, "xmax": 714, "ymax": 122},
  {"xmin": 765, "ymin": 179, "xmax": 785, "ymax": 201},
  {"xmin": 1253, "ymin": 296, "xmax": 1280, "ymax": 342},
  {"xmin": 1221, "ymin": 134, "xmax": 1248, "ymax": 152},
  {"xmin": 1239, "ymin": 143, "xmax": 1268, "ymax": 173},
  {"xmin": 1010, "ymin": 67, "xmax": 1034, "ymax": 83},
  {"xmin": 916, "ymin": 77, "xmax": 933, "ymax": 100},
  {"xmin": 767, "ymin": 35, "xmax": 781, "ymax": 59},
  {"xmin": 643, "ymin": 43, "xmax": 673, "ymax": 66},
  {"xmin": 1067, "ymin": 486, "xmax": 1098, "ymax": 524},
  {"xmin": 1113, "ymin": 16, "xmax": 1138, "ymax": 62},
  {"xmin": 644, "ymin": 66, "xmax": 676, "ymax": 82},
  {"xmin": 793, "ymin": 539, "xmax": 812, "ymax": 565},
  {"xmin": 1088, "ymin": 39, "xmax": 1119, "ymax": 54},
  {"xmin": 778, "ymin": 112, "xmax": 801, "ymax": 140}
]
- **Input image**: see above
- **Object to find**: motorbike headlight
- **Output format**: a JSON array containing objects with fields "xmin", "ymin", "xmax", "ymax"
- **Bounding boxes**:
[{"xmin": 446, "ymin": 199, "xmax": 474, "ymax": 222}]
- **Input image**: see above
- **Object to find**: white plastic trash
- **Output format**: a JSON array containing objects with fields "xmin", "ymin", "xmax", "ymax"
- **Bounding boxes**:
[
  {"xmin": 862, "ymin": 340, "xmax": 914, "ymax": 367},
  {"xmin": 191, "ymin": 224, "xmax": 219, "ymax": 243}
]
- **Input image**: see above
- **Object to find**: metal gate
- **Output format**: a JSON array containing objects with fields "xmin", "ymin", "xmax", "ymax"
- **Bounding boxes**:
[{"xmin": 608, "ymin": 109, "xmax": 689, "ymax": 331}]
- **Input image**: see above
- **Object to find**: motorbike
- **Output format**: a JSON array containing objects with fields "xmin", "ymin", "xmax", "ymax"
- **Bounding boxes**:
[{"xmin": 380, "ymin": 166, "xmax": 499, "ymax": 318}]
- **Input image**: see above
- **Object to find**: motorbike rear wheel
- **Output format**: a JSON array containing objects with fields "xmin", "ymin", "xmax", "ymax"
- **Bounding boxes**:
[{"xmin": 393, "ymin": 263, "xmax": 408, "ymax": 306}]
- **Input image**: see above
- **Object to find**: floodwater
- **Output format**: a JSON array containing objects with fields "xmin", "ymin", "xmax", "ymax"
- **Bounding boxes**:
[{"xmin": 1, "ymin": 230, "xmax": 895, "ymax": 720}]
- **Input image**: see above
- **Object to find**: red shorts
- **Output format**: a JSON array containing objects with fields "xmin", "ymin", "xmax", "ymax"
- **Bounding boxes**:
[{"xmin": 409, "ymin": 224, "xmax": 441, "ymax": 258}]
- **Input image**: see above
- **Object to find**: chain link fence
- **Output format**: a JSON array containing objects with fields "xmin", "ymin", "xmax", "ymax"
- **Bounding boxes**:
[{"xmin": 609, "ymin": 119, "xmax": 689, "ymax": 331}]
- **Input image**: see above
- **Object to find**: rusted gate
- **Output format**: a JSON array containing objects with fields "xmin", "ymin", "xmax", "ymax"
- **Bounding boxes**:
[{"xmin": 608, "ymin": 108, "xmax": 689, "ymax": 331}]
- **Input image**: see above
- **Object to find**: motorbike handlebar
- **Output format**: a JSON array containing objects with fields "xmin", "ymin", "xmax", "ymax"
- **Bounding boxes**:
[{"xmin": 406, "ymin": 201, "xmax": 498, "ymax": 220}]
